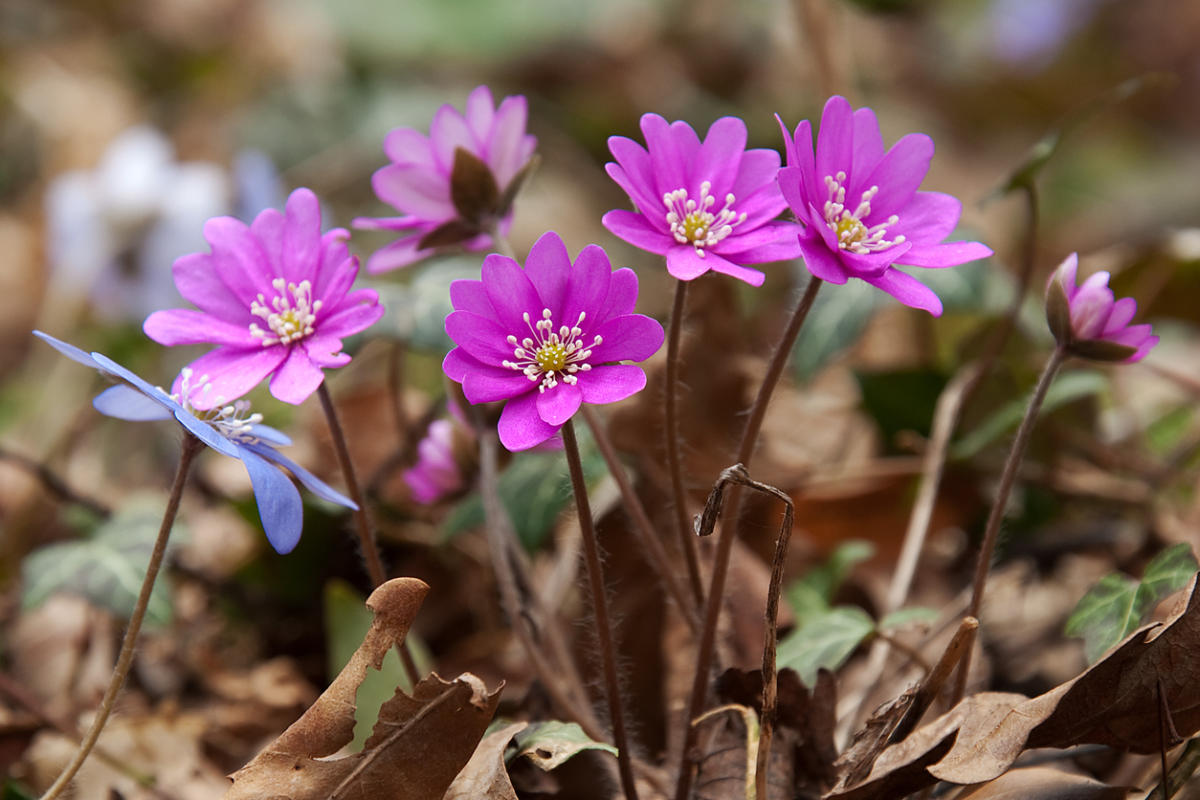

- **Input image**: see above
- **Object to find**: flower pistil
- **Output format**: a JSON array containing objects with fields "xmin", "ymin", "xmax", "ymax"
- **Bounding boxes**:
[
  {"xmin": 249, "ymin": 278, "xmax": 322, "ymax": 346},
  {"xmin": 823, "ymin": 172, "xmax": 904, "ymax": 254},
  {"xmin": 664, "ymin": 180, "xmax": 746, "ymax": 258},
  {"xmin": 503, "ymin": 308, "xmax": 602, "ymax": 392}
]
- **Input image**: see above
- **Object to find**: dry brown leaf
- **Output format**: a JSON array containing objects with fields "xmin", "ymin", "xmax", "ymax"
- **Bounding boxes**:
[
  {"xmin": 954, "ymin": 766, "xmax": 1130, "ymax": 799},
  {"xmin": 224, "ymin": 577, "xmax": 502, "ymax": 800},
  {"xmin": 828, "ymin": 574, "xmax": 1200, "ymax": 799},
  {"xmin": 442, "ymin": 722, "xmax": 527, "ymax": 800}
]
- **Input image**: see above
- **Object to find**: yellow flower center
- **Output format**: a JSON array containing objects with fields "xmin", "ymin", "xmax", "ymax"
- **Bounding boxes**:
[
  {"xmin": 249, "ymin": 278, "xmax": 322, "ymax": 346},
  {"xmin": 535, "ymin": 342, "xmax": 568, "ymax": 373},
  {"xmin": 822, "ymin": 171, "xmax": 904, "ymax": 254},
  {"xmin": 503, "ymin": 308, "xmax": 603, "ymax": 393},
  {"xmin": 663, "ymin": 180, "xmax": 746, "ymax": 258}
]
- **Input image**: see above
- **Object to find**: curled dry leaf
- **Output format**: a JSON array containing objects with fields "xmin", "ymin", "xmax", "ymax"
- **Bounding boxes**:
[
  {"xmin": 443, "ymin": 722, "xmax": 527, "ymax": 800},
  {"xmin": 955, "ymin": 766, "xmax": 1130, "ymax": 800},
  {"xmin": 223, "ymin": 577, "xmax": 503, "ymax": 800},
  {"xmin": 828, "ymin": 573, "xmax": 1200, "ymax": 799}
]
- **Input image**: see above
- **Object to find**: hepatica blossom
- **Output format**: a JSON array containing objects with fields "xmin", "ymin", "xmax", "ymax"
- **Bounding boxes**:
[
  {"xmin": 778, "ymin": 96, "xmax": 993, "ymax": 315},
  {"xmin": 354, "ymin": 85, "xmax": 538, "ymax": 273},
  {"xmin": 144, "ymin": 188, "xmax": 383, "ymax": 408},
  {"xmin": 404, "ymin": 418, "xmax": 466, "ymax": 504},
  {"xmin": 34, "ymin": 331, "xmax": 355, "ymax": 553},
  {"xmin": 443, "ymin": 231, "xmax": 664, "ymax": 451},
  {"xmin": 1046, "ymin": 253, "xmax": 1158, "ymax": 362},
  {"xmin": 602, "ymin": 114, "xmax": 800, "ymax": 286}
]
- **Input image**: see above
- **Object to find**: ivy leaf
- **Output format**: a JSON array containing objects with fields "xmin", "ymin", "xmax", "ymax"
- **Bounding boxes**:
[
  {"xmin": 777, "ymin": 606, "xmax": 875, "ymax": 685},
  {"xmin": 21, "ymin": 494, "xmax": 183, "ymax": 626},
  {"xmin": 879, "ymin": 607, "xmax": 939, "ymax": 631},
  {"xmin": 1134, "ymin": 543, "xmax": 1198, "ymax": 618},
  {"xmin": 511, "ymin": 721, "xmax": 617, "ymax": 771},
  {"xmin": 1066, "ymin": 573, "xmax": 1143, "ymax": 663}
]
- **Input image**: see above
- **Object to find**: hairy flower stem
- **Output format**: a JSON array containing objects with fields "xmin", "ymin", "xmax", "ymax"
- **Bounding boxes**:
[
  {"xmin": 317, "ymin": 383, "xmax": 421, "ymax": 688},
  {"xmin": 562, "ymin": 420, "xmax": 639, "ymax": 800},
  {"xmin": 664, "ymin": 280, "xmax": 705, "ymax": 608},
  {"xmin": 41, "ymin": 434, "xmax": 203, "ymax": 800},
  {"xmin": 582, "ymin": 405, "xmax": 699, "ymax": 634},
  {"xmin": 951, "ymin": 345, "xmax": 1067, "ymax": 705},
  {"xmin": 675, "ymin": 275, "xmax": 822, "ymax": 800}
]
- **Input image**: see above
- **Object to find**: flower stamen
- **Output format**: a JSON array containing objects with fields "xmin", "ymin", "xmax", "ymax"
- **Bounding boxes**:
[
  {"xmin": 823, "ymin": 172, "xmax": 904, "ymax": 254},
  {"xmin": 249, "ymin": 278, "xmax": 322, "ymax": 346},
  {"xmin": 502, "ymin": 308, "xmax": 602, "ymax": 392},
  {"xmin": 167, "ymin": 367, "xmax": 263, "ymax": 440},
  {"xmin": 663, "ymin": 180, "xmax": 746, "ymax": 258}
]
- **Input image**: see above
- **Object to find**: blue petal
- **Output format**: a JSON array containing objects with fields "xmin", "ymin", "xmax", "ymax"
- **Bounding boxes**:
[
  {"xmin": 93, "ymin": 385, "xmax": 173, "ymax": 421},
  {"xmin": 171, "ymin": 409, "xmax": 242, "ymax": 458},
  {"xmin": 34, "ymin": 331, "xmax": 104, "ymax": 370},
  {"xmin": 242, "ymin": 441, "xmax": 357, "ymax": 510},
  {"xmin": 246, "ymin": 424, "xmax": 292, "ymax": 446},
  {"xmin": 238, "ymin": 445, "xmax": 303, "ymax": 553},
  {"xmin": 89, "ymin": 353, "xmax": 178, "ymax": 408}
]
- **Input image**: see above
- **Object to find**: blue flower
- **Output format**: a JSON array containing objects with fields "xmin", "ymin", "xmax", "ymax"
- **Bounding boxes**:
[{"xmin": 34, "ymin": 330, "xmax": 355, "ymax": 554}]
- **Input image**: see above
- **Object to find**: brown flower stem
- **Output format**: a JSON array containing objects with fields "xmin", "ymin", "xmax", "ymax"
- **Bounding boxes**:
[
  {"xmin": 562, "ymin": 419, "xmax": 639, "ymax": 800},
  {"xmin": 664, "ymin": 279, "xmax": 705, "ymax": 608},
  {"xmin": 951, "ymin": 345, "xmax": 1066, "ymax": 705},
  {"xmin": 40, "ymin": 434, "xmax": 202, "ymax": 800},
  {"xmin": 581, "ymin": 405, "xmax": 699, "ymax": 634},
  {"xmin": 317, "ymin": 383, "xmax": 420, "ymax": 687},
  {"xmin": 674, "ymin": 275, "xmax": 822, "ymax": 800}
]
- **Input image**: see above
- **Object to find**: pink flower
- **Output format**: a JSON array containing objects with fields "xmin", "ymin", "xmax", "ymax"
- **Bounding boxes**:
[
  {"xmin": 353, "ymin": 85, "xmax": 537, "ymax": 273},
  {"xmin": 602, "ymin": 114, "xmax": 801, "ymax": 287},
  {"xmin": 778, "ymin": 96, "xmax": 993, "ymax": 316},
  {"xmin": 1046, "ymin": 253, "xmax": 1158, "ymax": 362},
  {"xmin": 404, "ymin": 419, "xmax": 467, "ymax": 504},
  {"xmin": 443, "ymin": 231, "xmax": 664, "ymax": 451},
  {"xmin": 144, "ymin": 188, "xmax": 384, "ymax": 408}
]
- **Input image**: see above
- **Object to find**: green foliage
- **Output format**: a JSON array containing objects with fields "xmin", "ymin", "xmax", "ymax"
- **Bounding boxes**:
[
  {"xmin": 442, "ymin": 428, "xmax": 604, "ymax": 551},
  {"xmin": 951, "ymin": 370, "xmax": 1108, "ymax": 460},
  {"xmin": 878, "ymin": 606, "xmax": 939, "ymax": 630},
  {"xmin": 777, "ymin": 606, "xmax": 875, "ymax": 685},
  {"xmin": 856, "ymin": 369, "xmax": 947, "ymax": 446},
  {"xmin": 785, "ymin": 540, "xmax": 874, "ymax": 624},
  {"xmin": 792, "ymin": 278, "xmax": 884, "ymax": 382},
  {"xmin": 1066, "ymin": 544, "xmax": 1199, "ymax": 662},
  {"xmin": 1, "ymin": 779, "xmax": 35, "ymax": 800},
  {"xmin": 21, "ymin": 495, "xmax": 183, "ymax": 626},
  {"xmin": 323, "ymin": 579, "xmax": 433, "ymax": 752},
  {"xmin": 511, "ymin": 721, "xmax": 618, "ymax": 770}
]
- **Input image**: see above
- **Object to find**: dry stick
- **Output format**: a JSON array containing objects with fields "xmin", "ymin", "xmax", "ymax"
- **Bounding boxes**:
[
  {"xmin": 791, "ymin": 0, "xmax": 844, "ymax": 98},
  {"xmin": 581, "ymin": 405, "xmax": 700, "ymax": 635},
  {"xmin": 0, "ymin": 445, "xmax": 111, "ymax": 518},
  {"xmin": 886, "ymin": 616, "xmax": 978, "ymax": 745},
  {"xmin": 562, "ymin": 420, "xmax": 640, "ymax": 800},
  {"xmin": 695, "ymin": 465, "xmax": 796, "ymax": 800},
  {"xmin": 951, "ymin": 345, "xmax": 1067, "ymax": 705},
  {"xmin": 665, "ymin": 280, "xmax": 705, "ymax": 607},
  {"xmin": 41, "ymin": 434, "xmax": 203, "ymax": 800},
  {"xmin": 475, "ymin": 425, "xmax": 601, "ymax": 737},
  {"xmin": 838, "ymin": 363, "xmax": 983, "ymax": 745},
  {"xmin": 316, "ymin": 383, "xmax": 421, "ymax": 688}
]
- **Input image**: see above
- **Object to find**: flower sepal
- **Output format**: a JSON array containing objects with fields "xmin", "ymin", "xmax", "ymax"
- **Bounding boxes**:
[
  {"xmin": 1065, "ymin": 338, "xmax": 1140, "ymax": 363},
  {"xmin": 1045, "ymin": 271, "xmax": 1073, "ymax": 345}
]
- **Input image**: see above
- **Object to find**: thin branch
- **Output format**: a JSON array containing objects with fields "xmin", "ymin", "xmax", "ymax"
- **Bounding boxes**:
[{"xmin": 0, "ymin": 445, "xmax": 111, "ymax": 518}]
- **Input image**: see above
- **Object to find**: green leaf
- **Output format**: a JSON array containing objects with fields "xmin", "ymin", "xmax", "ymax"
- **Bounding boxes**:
[
  {"xmin": 856, "ymin": 369, "xmax": 947, "ymax": 446},
  {"xmin": 777, "ymin": 606, "xmax": 875, "ymax": 685},
  {"xmin": 512, "ymin": 721, "xmax": 618, "ymax": 771},
  {"xmin": 21, "ymin": 494, "xmax": 183, "ymax": 626},
  {"xmin": 792, "ymin": 278, "xmax": 884, "ymax": 382},
  {"xmin": 1135, "ymin": 543, "xmax": 1198, "ymax": 612},
  {"xmin": 2, "ymin": 779, "xmax": 36, "ymax": 800},
  {"xmin": 786, "ymin": 541, "xmax": 874, "ymax": 626},
  {"xmin": 1065, "ymin": 573, "xmax": 1142, "ymax": 663},
  {"xmin": 952, "ymin": 370, "xmax": 1108, "ymax": 460},
  {"xmin": 323, "ymin": 579, "xmax": 432, "ymax": 751},
  {"xmin": 878, "ymin": 606, "xmax": 939, "ymax": 631}
]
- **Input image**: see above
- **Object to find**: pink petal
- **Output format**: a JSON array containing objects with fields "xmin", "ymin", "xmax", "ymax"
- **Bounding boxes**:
[
  {"xmin": 640, "ymin": 114, "xmax": 689, "ymax": 194},
  {"xmin": 732, "ymin": 148, "xmax": 783, "ymax": 203},
  {"xmin": 778, "ymin": 116, "xmax": 819, "ymax": 201},
  {"xmin": 313, "ymin": 248, "xmax": 358, "ymax": 309},
  {"xmin": 851, "ymin": 106, "xmax": 885, "ymax": 177},
  {"xmin": 280, "ymin": 188, "xmax": 323, "ymax": 285},
  {"xmin": 498, "ymin": 391, "xmax": 559, "ymax": 451},
  {"xmin": 465, "ymin": 85, "xmax": 496, "ymax": 144},
  {"xmin": 365, "ymin": 233, "xmax": 429, "ymax": 274},
  {"xmin": 463, "ymin": 365, "xmax": 535, "ymax": 403},
  {"xmin": 860, "ymin": 268, "xmax": 943, "ymax": 316},
  {"xmin": 179, "ymin": 346, "xmax": 287, "ymax": 410},
  {"xmin": 601, "ymin": 209, "xmax": 670, "ymax": 255},
  {"xmin": 524, "ymin": 230, "xmax": 571, "ymax": 314},
  {"xmin": 665, "ymin": 245, "xmax": 714, "ymax": 281},
  {"xmin": 450, "ymin": 279, "xmax": 493, "ymax": 316},
  {"xmin": 204, "ymin": 216, "xmax": 274, "ymax": 305},
  {"xmin": 894, "ymin": 191, "xmax": 962, "ymax": 245},
  {"xmin": 1053, "ymin": 254, "xmax": 1080, "ymax": 301},
  {"xmin": 249, "ymin": 207, "xmax": 285, "ymax": 277},
  {"xmin": 719, "ymin": 221, "xmax": 803, "ymax": 263},
  {"xmin": 578, "ymin": 364, "xmax": 647, "ymax": 404},
  {"xmin": 371, "ymin": 163, "xmax": 454, "ymax": 220},
  {"xmin": 482, "ymin": 254, "xmax": 543, "ymax": 335},
  {"xmin": 607, "ymin": 139, "xmax": 663, "ymax": 216},
  {"xmin": 172, "ymin": 253, "xmax": 248, "ymax": 323},
  {"xmin": 1109, "ymin": 324, "xmax": 1157, "ymax": 362},
  {"xmin": 1101, "ymin": 297, "xmax": 1137, "ymax": 336},
  {"xmin": 443, "ymin": 347, "xmax": 481, "ymax": 382},
  {"xmin": 695, "ymin": 116, "xmax": 747, "ymax": 196},
  {"xmin": 446, "ymin": 310, "xmax": 516, "ymax": 364},
  {"xmin": 352, "ymin": 215, "xmax": 424, "ymax": 232},
  {"xmin": 815, "ymin": 96, "xmax": 855, "ymax": 191},
  {"xmin": 703, "ymin": 250, "xmax": 767, "ymax": 287},
  {"xmin": 841, "ymin": 243, "xmax": 911, "ymax": 278},
  {"xmin": 430, "ymin": 103, "xmax": 477, "ymax": 173},
  {"xmin": 384, "ymin": 128, "xmax": 434, "ymax": 167},
  {"xmin": 319, "ymin": 292, "xmax": 383, "ymax": 338},
  {"xmin": 590, "ymin": 313, "xmax": 665, "ymax": 363},
  {"xmin": 597, "ymin": 268, "xmax": 639, "ymax": 322},
  {"xmin": 301, "ymin": 334, "xmax": 351, "ymax": 368},
  {"xmin": 798, "ymin": 235, "xmax": 850, "ymax": 284},
  {"xmin": 536, "ymin": 382, "xmax": 582, "ymax": 426},
  {"xmin": 144, "ymin": 309, "xmax": 258, "ymax": 347},
  {"xmin": 488, "ymin": 94, "xmax": 531, "ymax": 188},
  {"xmin": 861, "ymin": 132, "xmax": 934, "ymax": 216},
  {"xmin": 560, "ymin": 245, "xmax": 613, "ymax": 330},
  {"xmin": 777, "ymin": 166, "xmax": 811, "ymax": 221},
  {"xmin": 899, "ymin": 240, "xmax": 992, "ymax": 269},
  {"xmin": 1070, "ymin": 275, "xmax": 1116, "ymax": 339},
  {"xmin": 269, "ymin": 346, "xmax": 326, "ymax": 404}
]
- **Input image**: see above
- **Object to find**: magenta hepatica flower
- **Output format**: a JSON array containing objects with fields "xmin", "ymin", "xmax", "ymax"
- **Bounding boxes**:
[
  {"xmin": 443, "ymin": 231, "xmax": 664, "ymax": 451},
  {"xmin": 143, "ymin": 187, "xmax": 383, "ymax": 409},
  {"xmin": 602, "ymin": 115, "xmax": 800, "ymax": 287},
  {"xmin": 34, "ymin": 331, "xmax": 355, "ymax": 553},
  {"xmin": 1045, "ymin": 253, "xmax": 1158, "ymax": 362},
  {"xmin": 353, "ymin": 85, "xmax": 538, "ymax": 273},
  {"xmin": 404, "ymin": 419, "xmax": 466, "ymax": 504},
  {"xmin": 777, "ymin": 96, "xmax": 993, "ymax": 316}
]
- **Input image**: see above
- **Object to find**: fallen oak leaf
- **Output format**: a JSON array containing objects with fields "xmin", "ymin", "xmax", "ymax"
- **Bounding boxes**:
[
  {"xmin": 442, "ymin": 722, "xmax": 527, "ymax": 800},
  {"xmin": 223, "ymin": 578, "xmax": 503, "ymax": 800}
]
